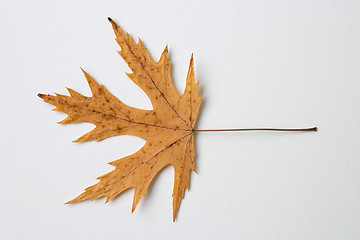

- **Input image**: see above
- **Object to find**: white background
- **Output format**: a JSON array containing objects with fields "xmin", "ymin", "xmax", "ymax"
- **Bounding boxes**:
[{"xmin": 1, "ymin": 0, "xmax": 360, "ymax": 239}]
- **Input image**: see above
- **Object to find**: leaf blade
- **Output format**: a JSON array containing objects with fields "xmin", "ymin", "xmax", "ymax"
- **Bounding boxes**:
[{"xmin": 40, "ymin": 18, "xmax": 201, "ymax": 221}]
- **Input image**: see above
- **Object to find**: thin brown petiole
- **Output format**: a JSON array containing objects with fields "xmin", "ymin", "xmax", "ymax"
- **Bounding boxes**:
[{"xmin": 193, "ymin": 127, "xmax": 317, "ymax": 132}]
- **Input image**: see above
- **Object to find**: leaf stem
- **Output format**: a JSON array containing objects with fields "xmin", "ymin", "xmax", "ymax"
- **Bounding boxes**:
[{"xmin": 193, "ymin": 127, "xmax": 317, "ymax": 132}]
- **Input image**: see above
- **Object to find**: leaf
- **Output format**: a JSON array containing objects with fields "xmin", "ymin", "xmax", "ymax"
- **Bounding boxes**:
[{"xmin": 38, "ymin": 18, "xmax": 201, "ymax": 221}]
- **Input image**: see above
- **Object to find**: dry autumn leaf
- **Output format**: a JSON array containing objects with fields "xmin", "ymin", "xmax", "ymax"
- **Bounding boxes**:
[{"xmin": 39, "ymin": 18, "xmax": 201, "ymax": 221}]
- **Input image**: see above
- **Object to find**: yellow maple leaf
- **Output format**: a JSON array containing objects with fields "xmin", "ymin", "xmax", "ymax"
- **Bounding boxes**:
[{"xmin": 39, "ymin": 18, "xmax": 201, "ymax": 221}]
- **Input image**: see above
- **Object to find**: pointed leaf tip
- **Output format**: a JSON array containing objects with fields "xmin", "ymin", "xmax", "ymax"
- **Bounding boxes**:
[
  {"xmin": 108, "ymin": 17, "xmax": 119, "ymax": 30},
  {"xmin": 131, "ymin": 202, "xmax": 138, "ymax": 213}
]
